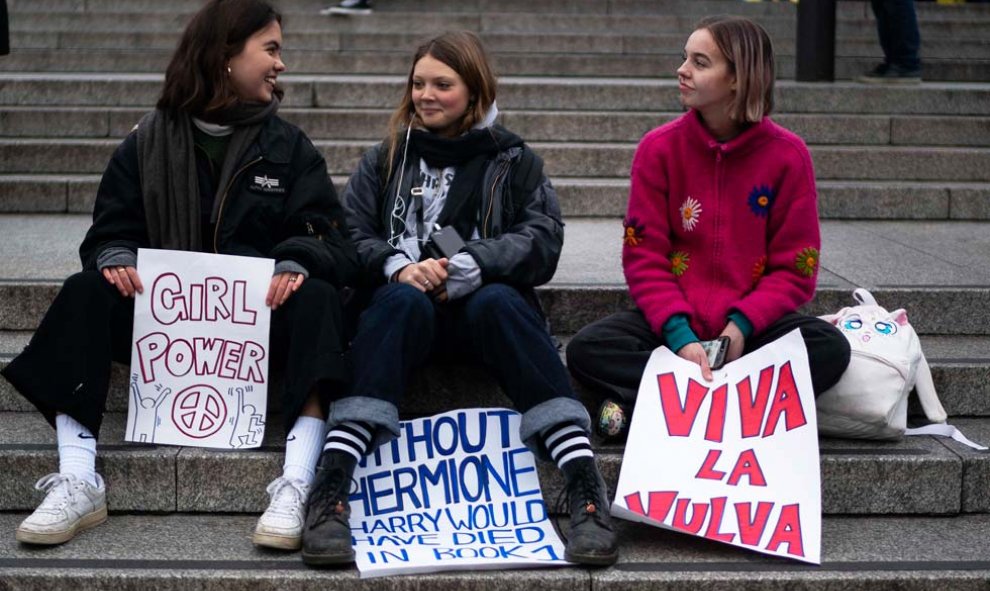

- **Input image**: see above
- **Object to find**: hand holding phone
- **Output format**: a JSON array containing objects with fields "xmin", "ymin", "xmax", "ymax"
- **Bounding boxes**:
[{"xmin": 700, "ymin": 336, "xmax": 730, "ymax": 370}]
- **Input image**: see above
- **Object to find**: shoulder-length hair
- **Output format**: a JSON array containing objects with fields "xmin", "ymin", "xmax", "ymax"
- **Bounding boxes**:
[
  {"xmin": 695, "ymin": 15, "xmax": 775, "ymax": 123},
  {"xmin": 384, "ymin": 31, "xmax": 498, "ymax": 174},
  {"xmin": 157, "ymin": 0, "xmax": 283, "ymax": 118}
]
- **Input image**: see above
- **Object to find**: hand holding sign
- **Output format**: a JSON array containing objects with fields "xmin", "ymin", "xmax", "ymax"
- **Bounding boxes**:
[
  {"xmin": 611, "ymin": 329, "xmax": 821, "ymax": 564},
  {"xmin": 102, "ymin": 265, "xmax": 144, "ymax": 298}
]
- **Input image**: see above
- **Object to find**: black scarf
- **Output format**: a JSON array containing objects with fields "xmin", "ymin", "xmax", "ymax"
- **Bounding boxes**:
[
  {"xmin": 408, "ymin": 125, "xmax": 523, "ymax": 241},
  {"xmin": 136, "ymin": 99, "xmax": 279, "ymax": 251}
]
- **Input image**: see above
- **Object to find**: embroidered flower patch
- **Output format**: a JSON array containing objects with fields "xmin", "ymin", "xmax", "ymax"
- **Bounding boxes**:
[
  {"xmin": 795, "ymin": 247, "xmax": 819, "ymax": 277},
  {"xmin": 623, "ymin": 217, "xmax": 645, "ymax": 246},
  {"xmin": 670, "ymin": 251, "xmax": 690, "ymax": 276},
  {"xmin": 679, "ymin": 196, "xmax": 703, "ymax": 232},
  {"xmin": 747, "ymin": 185, "xmax": 776, "ymax": 218},
  {"xmin": 752, "ymin": 256, "xmax": 767, "ymax": 282}
]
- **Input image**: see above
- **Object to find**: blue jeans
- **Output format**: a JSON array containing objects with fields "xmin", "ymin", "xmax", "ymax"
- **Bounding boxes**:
[
  {"xmin": 871, "ymin": 0, "xmax": 921, "ymax": 71},
  {"xmin": 328, "ymin": 283, "xmax": 590, "ymax": 459}
]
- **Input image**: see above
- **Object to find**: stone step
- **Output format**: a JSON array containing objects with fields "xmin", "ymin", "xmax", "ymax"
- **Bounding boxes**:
[
  {"xmin": 2, "ymin": 327, "xmax": 987, "ymax": 418},
  {"xmin": 10, "ymin": 29, "xmax": 990, "ymax": 61},
  {"xmin": 1, "ymin": 137, "xmax": 988, "ymax": 182},
  {"xmin": 1, "ymin": 75, "xmax": 987, "ymax": 116},
  {"xmin": 3, "ymin": 173, "xmax": 987, "ymax": 221},
  {"xmin": 0, "ymin": 48, "xmax": 986, "ymax": 82},
  {"xmin": 3, "ymin": 107, "xmax": 989, "ymax": 149},
  {"xmin": 0, "ymin": 215, "xmax": 988, "ymax": 334},
  {"xmin": 0, "ymin": 411, "xmax": 986, "ymax": 515},
  {"xmin": 3, "ymin": 512, "xmax": 990, "ymax": 590}
]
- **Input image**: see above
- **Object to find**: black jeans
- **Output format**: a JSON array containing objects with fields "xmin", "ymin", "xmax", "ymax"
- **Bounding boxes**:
[
  {"xmin": 329, "ymin": 282, "xmax": 591, "ymax": 457},
  {"xmin": 870, "ymin": 0, "xmax": 921, "ymax": 71},
  {"xmin": 566, "ymin": 309, "xmax": 851, "ymax": 407},
  {"xmin": 1, "ymin": 270, "xmax": 348, "ymax": 437}
]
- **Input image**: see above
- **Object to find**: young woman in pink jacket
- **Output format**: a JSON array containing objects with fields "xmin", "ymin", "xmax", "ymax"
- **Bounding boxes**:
[{"xmin": 567, "ymin": 16, "xmax": 850, "ymax": 439}]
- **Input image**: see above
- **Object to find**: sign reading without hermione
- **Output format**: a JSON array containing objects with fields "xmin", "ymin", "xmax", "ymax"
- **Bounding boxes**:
[
  {"xmin": 125, "ymin": 249, "xmax": 273, "ymax": 449},
  {"xmin": 350, "ymin": 408, "xmax": 569, "ymax": 578},
  {"xmin": 612, "ymin": 329, "xmax": 822, "ymax": 564}
]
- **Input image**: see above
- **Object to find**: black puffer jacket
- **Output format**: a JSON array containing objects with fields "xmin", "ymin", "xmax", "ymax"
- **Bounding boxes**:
[
  {"xmin": 343, "ymin": 125, "xmax": 564, "ymax": 288},
  {"xmin": 79, "ymin": 115, "xmax": 358, "ymax": 287}
]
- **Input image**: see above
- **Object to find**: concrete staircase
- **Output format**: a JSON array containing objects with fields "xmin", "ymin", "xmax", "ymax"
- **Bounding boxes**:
[{"xmin": 2, "ymin": 0, "xmax": 990, "ymax": 588}]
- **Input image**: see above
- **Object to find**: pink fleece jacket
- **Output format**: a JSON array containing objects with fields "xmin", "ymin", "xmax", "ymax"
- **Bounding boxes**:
[{"xmin": 622, "ymin": 110, "xmax": 821, "ymax": 340}]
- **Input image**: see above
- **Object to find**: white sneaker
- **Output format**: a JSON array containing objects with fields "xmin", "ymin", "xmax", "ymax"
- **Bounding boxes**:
[
  {"xmin": 253, "ymin": 477, "xmax": 309, "ymax": 550},
  {"xmin": 319, "ymin": 0, "xmax": 372, "ymax": 15},
  {"xmin": 16, "ymin": 473, "xmax": 107, "ymax": 545}
]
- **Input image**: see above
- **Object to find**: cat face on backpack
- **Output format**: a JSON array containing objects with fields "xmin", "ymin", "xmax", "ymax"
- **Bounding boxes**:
[{"xmin": 831, "ymin": 306, "xmax": 909, "ymax": 347}]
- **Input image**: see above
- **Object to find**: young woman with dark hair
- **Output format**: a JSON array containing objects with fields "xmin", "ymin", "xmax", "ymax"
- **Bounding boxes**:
[
  {"xmin": 567, "ymin": 16, "xmax": 851, "ymax": 439},
  {"xmin": 2, "ymin": 0, "xmax": 358, "ymax": 549},
  {"xmin": 300, "ymin": 31, "xmax": 618, "ymax": 567}
]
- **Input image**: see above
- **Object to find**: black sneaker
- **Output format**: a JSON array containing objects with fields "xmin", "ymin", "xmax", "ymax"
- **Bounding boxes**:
[
  {"xmin": 559, "ymin": 457, "xmax": 618, "ymax": 566},
  {"xmin": 858, "ymin": 62, "xmax": 921, "ymax": 84},
  {"xmin": 320, "ymin": 0, "xmax": 372, "ymax": 15},
  {"xmin": 301, "ymin": 451, "xmax": 357, "ymax": 566}
]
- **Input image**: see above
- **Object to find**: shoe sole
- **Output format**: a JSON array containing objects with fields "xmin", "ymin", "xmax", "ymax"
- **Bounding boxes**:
[
  {"xmin": 15, "ymin": 504, "xmax": 108, "ymax": 545},
  {"xmin": 301, "ymin": 549, "xmax": 356, "ymax": 566},
  {"xmin": 252, "ymin": 531, "xmax": 302, "ymax": 551},
  {"xmin": 857, "ymin": 76, "xmax": 921, "ymax": 84},
  {"xmin": 565, "ymin": 548, "xmax": 619, "ymax": 567}
]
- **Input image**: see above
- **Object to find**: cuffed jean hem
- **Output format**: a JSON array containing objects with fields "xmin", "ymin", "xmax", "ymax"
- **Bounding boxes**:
[
  {"xmin": 327, "ymin": 395, "xmax": 400, "ymax": 452},
  {"xmin": 520, "ymin": 396, "xmax": 592, "ymax": 462}
]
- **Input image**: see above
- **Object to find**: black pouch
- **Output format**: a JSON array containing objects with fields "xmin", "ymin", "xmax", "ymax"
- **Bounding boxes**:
[{"xmin": 422, "ymin": 225, "xmax": 466, "ymax": 260}]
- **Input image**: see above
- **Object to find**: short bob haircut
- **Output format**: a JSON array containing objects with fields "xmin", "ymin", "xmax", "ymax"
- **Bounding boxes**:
[
  {"xmin": 157, "ymin": 0, "xmax": 283, "ymax": 118},
  {"xmin": 384, "ymin": 31, "xmax": 498, "ymax": 170},
  {"xmin": 695, "ymin": 15, "xmax": 775, "ymax": 123}
]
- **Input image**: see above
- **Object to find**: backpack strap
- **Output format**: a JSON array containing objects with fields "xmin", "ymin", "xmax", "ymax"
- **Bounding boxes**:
[{"xmin": 852, "ymin": 288, "xmax": 878, "ymax": 306}]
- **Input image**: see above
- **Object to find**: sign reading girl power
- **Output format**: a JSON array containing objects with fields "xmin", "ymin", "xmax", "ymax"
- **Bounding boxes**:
[
  {"xmin": 125, "ymin": 249, "xmax": 273, "ymax": 449},
  {"xmin": 350, "ymin": 408, "xmax": 569, "ymax": 578},
  {"xmin": 612, "ymin": 329, "xmax": 821, "ymax": 564}
]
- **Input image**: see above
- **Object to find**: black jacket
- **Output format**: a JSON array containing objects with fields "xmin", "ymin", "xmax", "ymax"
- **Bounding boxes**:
[
  {"xmin": 343, "ymin": 126, "xmax": 564, "ymax": 288},
  {"xmin": 79, "ymin": 115, "xmax": 359, "ymax": 287}
]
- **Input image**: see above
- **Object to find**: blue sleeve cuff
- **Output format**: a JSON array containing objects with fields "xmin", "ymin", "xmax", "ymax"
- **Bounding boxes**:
[
  {"xmin": 728, "ymin": 311, "xmax": 754, "ymax": 339},
  {"xmin": 662, "ymin": 314, "xmax": 699, "ymax": 353}
]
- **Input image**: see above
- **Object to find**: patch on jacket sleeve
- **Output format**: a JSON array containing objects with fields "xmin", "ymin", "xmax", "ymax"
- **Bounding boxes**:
[
  {"xmin": 795, "ymin": 246, "xmax": 819, "ymax": 277},
  {"xmin": 747, "ymin": 184, "xmax": 775, "ymax": 218},
  {"xmin": 670, "ymin": 250, "xmax": 690, "ymax": 276},
  {"xmin": 623, "ymin": 217, "xmax": 645, "ymax": 246},
  {"xmin": 248, "ymin": 174, "xmax": 287, "ymax": 195},
  {"xmin": 752, "ymin": 255, "xmax": 767, "ymax": 282},
  {"xmin": 679, "ymin": 196, "xmax": 702, "ymax": 231}
]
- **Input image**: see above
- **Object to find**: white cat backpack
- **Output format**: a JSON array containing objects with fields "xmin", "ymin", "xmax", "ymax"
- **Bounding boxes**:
[{"xmin": 817, "ymin": 288, "xmax": 986, "ymax": 449}]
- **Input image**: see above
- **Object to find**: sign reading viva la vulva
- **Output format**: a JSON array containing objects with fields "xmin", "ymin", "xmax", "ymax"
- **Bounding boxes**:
[
  {"xmin": 611, "ymin": 329, "xmax": 822, "ymax": 564},
  {"xmin": 350, "ymin": 408, "xmax": 569, "ymax": 578},
  {"xmin": 125, "ymin": 249, "xmax": 273, "ymax": 449}
]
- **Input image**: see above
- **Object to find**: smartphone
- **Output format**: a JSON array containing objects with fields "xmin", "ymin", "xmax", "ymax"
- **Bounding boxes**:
[{"xmin": 700, "ymin": 336, "xmax": 730, "ymax": 370}]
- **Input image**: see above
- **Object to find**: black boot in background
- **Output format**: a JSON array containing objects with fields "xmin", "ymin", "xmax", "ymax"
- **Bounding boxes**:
[{"xmin": 301, "ymin": 450, "xmax": 357, "ymax": 566}]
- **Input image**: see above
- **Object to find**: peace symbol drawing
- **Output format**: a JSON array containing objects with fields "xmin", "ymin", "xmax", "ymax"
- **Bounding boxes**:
[{"xmin": 171, "ymin": 384, "xmax": 228, "ymax": 439}]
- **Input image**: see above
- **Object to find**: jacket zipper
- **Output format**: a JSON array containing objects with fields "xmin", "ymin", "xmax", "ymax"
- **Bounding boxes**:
[
  {"xmin": 213, "ymin": 157, "xmax": 263, "ymax": 253},
  {"xmin": 482, "ymin": 159, "xmax": 510, "ymax": 239}
]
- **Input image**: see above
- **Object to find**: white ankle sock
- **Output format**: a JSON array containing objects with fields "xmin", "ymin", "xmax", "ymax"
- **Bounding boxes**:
[
  {"xmin": 282, "ymin": 416, "xmax": 326, "ymax": 486},
  {"xmin": 55, "ymin": 413, "xmax": 98, "ymax": 487}
]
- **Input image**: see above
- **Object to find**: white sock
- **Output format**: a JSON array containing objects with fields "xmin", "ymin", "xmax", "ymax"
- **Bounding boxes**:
[
  {"xmin": 55, "ymin": 413, "xmax": 98, "ymax": 487},
  {"xmin": 282, "ymin": 416, "xmax": 326, "ymax": 486}
]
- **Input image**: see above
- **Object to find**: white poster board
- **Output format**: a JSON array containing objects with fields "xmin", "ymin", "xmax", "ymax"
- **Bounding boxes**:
[
  {"xmin": 125, "ymin": 249, "xmax": 273, "ymax": 449},
  {"xmin": 350, "ymin": 408, "xmax": 569, "ymax": 578},
  {"xmin": 611, "ymin": 329, "xmax": 821, "ymax": 564}
]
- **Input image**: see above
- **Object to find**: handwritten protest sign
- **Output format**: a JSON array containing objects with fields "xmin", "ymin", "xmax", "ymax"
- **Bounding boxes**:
[
  {"xmin": 350, "ymin": 408, "xmax": 569, "ymax": 578},
  {"xmin": 125, "ymin": 249, "xmax": 273, "ymax": 449},
  {"xmin": 611, "ymin": 329, "xmax": 821, "ymax": 564}
]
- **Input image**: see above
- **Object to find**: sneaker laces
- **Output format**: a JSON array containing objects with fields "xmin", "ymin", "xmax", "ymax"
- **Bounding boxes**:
[
  {"xmin": 307, "ymin": 468, "xmax": 356, "ymax": 530},
  {"xmin": 33, "ymin": 473, "xmax": 78, "ymax": 514},
  {"xmin": 265, "ymin": 477, "xmax": 308, "ymax": 517}
]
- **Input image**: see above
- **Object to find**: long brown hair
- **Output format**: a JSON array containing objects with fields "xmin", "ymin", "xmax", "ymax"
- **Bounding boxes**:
[
  {"xmin": 157, "ymin": 0, "xmax": 283, "ymax": 118},
  {"xmin": 695, "ymin": 16, "xmax": 775, "ymax": 123},
  {"xmin": 384, "ymin": 31, "xmax": 498, "ymax": 176}
]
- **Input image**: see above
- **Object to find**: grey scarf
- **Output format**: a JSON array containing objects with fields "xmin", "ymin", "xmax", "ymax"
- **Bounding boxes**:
[{"xmin": 135, "ymin": 99, "xmax": 279, "ymax": 251}]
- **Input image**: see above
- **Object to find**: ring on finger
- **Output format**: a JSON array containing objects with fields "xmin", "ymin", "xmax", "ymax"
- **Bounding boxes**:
[
  {"xmin": 117, "ymin": 267, "xmax": 126, "ymax": 274},
  {"xmin": 422, "ymin": 280, "xmax": 431, "ymax": 288}
]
